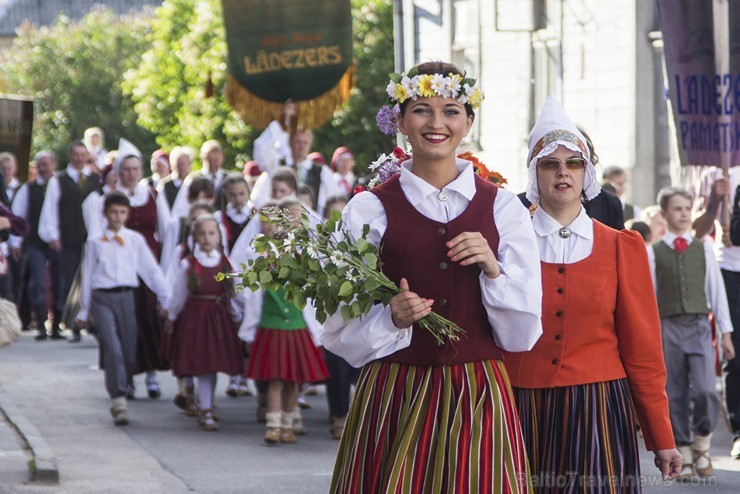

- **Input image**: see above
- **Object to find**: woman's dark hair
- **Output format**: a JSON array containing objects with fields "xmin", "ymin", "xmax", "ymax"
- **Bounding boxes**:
[
  {"xmin": 576, "ymin": 125, "xmax": 599, "ymax": 166},
  {"xmin": 296, "ymin": 184, "xmax": 316, "ymax": 210},
  {"xmin": 188, "ymin": 176, "xmax": 215, "ymax": 201},
  {"xmin": 626, "ymin": 220, "xmax": 652, "ymax": 243},
  {"xmin": 398, "ymin": 61, "xmax": 475, "ymax": 118},
  {"xmin": 271, "ymin": 166, "xmax": 298, "ymax": 193}
]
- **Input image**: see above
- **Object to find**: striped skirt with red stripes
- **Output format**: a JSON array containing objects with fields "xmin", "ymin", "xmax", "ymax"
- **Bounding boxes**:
[
  {"xmin": 246, "ymin": 327, "xmax": 329, "ymax": 383},
  {"xmin": 330, "ymin": 359, "xmax": 531, "ymax": 494},
  {"xmin": 513, "ymin": 379, "xmax": 641, "ymax": 493}
]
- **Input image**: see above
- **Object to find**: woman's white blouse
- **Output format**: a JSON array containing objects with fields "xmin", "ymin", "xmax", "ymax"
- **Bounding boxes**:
[
  {"xmin": 321, "ymin": 159, "xmax": 543, "ymax": 367},
  {"xmin": 531, "ymin": 206, "xmax": 594, "ymax": 264}
]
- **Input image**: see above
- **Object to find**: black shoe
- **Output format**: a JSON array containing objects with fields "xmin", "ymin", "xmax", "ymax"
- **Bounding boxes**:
[
  {"xmin": 147, "ymin": 385, "xmax": 161, "ymax": 399},
  {"xmin": 67, "ymin": 333, "xmax": 81, "ymax": 343},
  {"xmin": 50, "ymin": 331, "xmax": 65, "ymax": 340},
  {"xmin": 34, "ymin": 332, "xmax": 48, "ymax": 341}
]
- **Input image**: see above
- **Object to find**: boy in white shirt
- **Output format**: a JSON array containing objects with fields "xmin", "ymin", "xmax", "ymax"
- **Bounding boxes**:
[{"xmin": 75, "ymin": 191, "xmax": 169, "ymax": 426}]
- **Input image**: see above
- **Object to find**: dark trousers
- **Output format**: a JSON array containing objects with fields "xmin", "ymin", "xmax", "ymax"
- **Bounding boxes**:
[
  {"xmin": 324, "ymin": 349, "xmax": 360, "ymax": 418},
  {"xmin": 722, "ymin": 269, "xmax": 740, "ymax": 437},
  {"xmin": 25, "ymin": 245, "xmax": 59, "ymax": 320},
  {"xmin": 54, "ymin": 245, "xmax": 82, "ymax": 315}
]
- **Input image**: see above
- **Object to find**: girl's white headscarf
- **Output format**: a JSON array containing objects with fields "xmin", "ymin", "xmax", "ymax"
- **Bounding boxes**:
[
  {"xmin": 525, "ymin": 96, "xmax": 601, "ymax": 206},
  {"xmin": 112, "ymin": 138, "xmax": 142, "ymax": 174}
]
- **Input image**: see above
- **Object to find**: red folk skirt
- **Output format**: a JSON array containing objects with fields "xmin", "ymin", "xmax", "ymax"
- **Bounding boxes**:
[{"xmin": 246, "ymin": 327, "xmax": 329, "ymax": 383}]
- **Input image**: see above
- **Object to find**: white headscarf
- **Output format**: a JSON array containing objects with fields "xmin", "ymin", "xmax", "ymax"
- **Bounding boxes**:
[
  {"xmin": 112, "ymin": 138, "xmax": 142, "ymax": 174},
  {"xmin": 525, "ymin": 96, "xmax": 601, "ymax": 205}
]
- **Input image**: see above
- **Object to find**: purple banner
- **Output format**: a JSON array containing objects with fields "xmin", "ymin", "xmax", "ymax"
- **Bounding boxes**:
[{"xmin": 658, "ymin": 0, "xmax": 740, "ymax": 167}]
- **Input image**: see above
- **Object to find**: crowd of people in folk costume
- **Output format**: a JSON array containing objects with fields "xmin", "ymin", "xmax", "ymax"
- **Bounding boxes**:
[{"xmin": 1, "ymin": 59, "xmax": 740, "ymax": 492}]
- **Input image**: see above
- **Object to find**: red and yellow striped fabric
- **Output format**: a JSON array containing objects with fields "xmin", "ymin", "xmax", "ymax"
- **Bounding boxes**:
[{"xmin": 331, "ymin": 359, "xmax": 531, "ymax": 493}]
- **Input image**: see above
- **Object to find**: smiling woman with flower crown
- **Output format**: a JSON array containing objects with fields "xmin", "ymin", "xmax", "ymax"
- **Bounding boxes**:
[{"xmin": 321, "ymin": 61, "xmax": 543, "ymax": 493}]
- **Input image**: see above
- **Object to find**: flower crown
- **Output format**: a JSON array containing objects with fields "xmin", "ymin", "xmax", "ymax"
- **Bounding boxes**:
[{"xmin": 385, "ymin": 67, "xmax": 484, "ymax": 109}]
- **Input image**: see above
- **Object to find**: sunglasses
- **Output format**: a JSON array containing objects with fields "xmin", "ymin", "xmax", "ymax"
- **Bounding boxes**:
[{"xmin": 537, "ymin": 157, "xmax": 586, "ymax": 170}]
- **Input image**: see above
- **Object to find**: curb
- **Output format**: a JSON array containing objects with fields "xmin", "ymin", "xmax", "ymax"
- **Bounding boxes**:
[{"xmin": 0, "ymin": 393, "xmax": 59, "ymax": 484}]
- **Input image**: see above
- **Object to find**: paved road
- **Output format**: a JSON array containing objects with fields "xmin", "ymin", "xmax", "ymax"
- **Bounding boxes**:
[{"xmin": 1, "ymin": 332, "xmax": 740, "ymax": 493}]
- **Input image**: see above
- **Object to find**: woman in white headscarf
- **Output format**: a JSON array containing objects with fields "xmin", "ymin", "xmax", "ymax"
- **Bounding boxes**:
[{"xmin": 503, "ymin": 97, "xmax": 681, "ymax": 492}]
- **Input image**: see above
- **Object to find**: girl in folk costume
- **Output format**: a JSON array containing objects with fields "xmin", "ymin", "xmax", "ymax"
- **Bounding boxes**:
[
  {"xmin": 502, "ymin": 97, "xmax": 681, "ymax": 492},
  {"xmin": 214, "ymin": 173, "xmax": 253, "ymax": 397},
  {"xmin": 164, "ymin": 215, "xmax": 244, "ymax": 431},
  {"xmin": 330, "ymin": 147, "xmax": 356, "ymax": 199},
  {"xmin": 240, "ymin": 198, "xmax": 328, "ymax": 445},
  {"xmin": 214, "ymin": 173, "xmax": 253, "ymax": 256},
  {"xmin": 159, "ymin": 177, "xmax": 216, "ymax": 275},
  {"xmin": 161, "ymin": 200, "xmax": 214, "ymax": 415},
  {"xmin": 322, "ymin": 61, "xmax": 543, "ymax": 493},
  {"xmin": 112, "ymin": 139, "xmax": 172, "ymax": 399}
]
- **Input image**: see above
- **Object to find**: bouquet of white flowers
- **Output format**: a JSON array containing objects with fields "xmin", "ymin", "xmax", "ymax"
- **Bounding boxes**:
[{"xmin": 220, "ymin": 206, "xmax": 465, "ymax": 345}]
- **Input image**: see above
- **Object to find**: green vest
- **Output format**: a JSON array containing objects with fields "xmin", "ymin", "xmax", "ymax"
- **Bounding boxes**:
[
  {"xmin": 258, "ymin": 288, "xmax": 306, "ymax": 330},
  {"xmin": 654, "ymin": 239, "xmax": 709, "ymax": 318}
]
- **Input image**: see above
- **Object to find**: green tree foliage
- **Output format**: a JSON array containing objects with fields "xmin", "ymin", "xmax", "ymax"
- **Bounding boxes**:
[
  {"xmin": 0, "ymin": 7, "xmax": 158, "ymax": 162},
  {"xmin": 125, "ymin": 0, "xmax": 393, "ymax": 174},
  {"xmin": 312, "ymin": 0, "xmax": 395, "ymax": 176},
  {"xmin": 122, "ymin": 0, "xmax": 254, "ymax": 169}
]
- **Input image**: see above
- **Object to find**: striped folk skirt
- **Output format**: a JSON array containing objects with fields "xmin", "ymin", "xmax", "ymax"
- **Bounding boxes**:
[
  {"xmin": 513, "ymin": 379, "xmax": 641, "ymax": 493},
  {"xmin": 330, "ymin": 359, "xmax": 531, "ymax": 494}
]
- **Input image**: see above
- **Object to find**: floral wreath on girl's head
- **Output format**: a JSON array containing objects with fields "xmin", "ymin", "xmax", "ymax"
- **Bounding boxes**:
[
  {"xmin": 357, "ymin": 69, "xmax": 501, "ymax": 193},
  {"xmin": 384, "ymin": 66, "xmax": 484, "ymax": 109}
]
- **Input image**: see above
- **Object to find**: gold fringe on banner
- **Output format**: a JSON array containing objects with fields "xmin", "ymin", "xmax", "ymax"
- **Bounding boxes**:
[{"xmin": 226, "ymin": 65, "xmax": 355, "ymax": 130}]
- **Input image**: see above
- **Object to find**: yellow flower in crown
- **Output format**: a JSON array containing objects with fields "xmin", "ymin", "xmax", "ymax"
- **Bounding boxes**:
[
  {"xmin": 417, "ymin": 74, "xmax": 435, "ymax": 98},
  {"xmin": 386, "ymin": 80, "xmax": 408, "ymax": 103},
  {"xmin": 467, "ymin": 86, "xmax": 484, "ymax": 108}
]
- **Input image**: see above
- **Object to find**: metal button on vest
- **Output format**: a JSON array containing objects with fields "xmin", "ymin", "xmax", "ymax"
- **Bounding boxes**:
[
  {"xmin": 437, "ymin": 227, "xmax": 446, "ymax": 236},
  {"xmin": 558, "ymin": 266, "xmax": 565, "ymax": 274},
  {"xmin": 438, "ymin": 298, "xmax": 448, "ymax": 306},
  {"xmin": 554, "ymin": 334, "xmax": 561, "ymax": 340},
  {"xmin": 438, "ymin": 191, "xmax": 448, "ymax": 202},
  {"xmin": 555, "ymin": 310, "xmax": 563, "ymax": 317},
  {"xmin": 551, "ymin": 358, "xmax": 558, "ymax": 365},
  {"xmin": 557, "ymin": 287, "xmax": 564, "ymax": 294},
  {"xmin": 439, "ymin": 262, "xmax": 448, "ymax": 270}
]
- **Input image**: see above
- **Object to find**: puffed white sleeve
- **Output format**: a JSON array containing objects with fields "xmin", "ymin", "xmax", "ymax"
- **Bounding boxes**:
[
  {"xmin": 253, "ymin": 120, "xmax": 288, "ymax": 174},
  {"xmin": 159, "ymin": 217, "xmax": 180, "ymax": 272},
  {"xmin": 479, "ymin": 189, "xmax": 543, "ymax": 352},
  {"xmin": 82, "ymin": 192, "xmax": 104, "ymax": 238},
  {"xmin": 76, "ymin": 239, "xmax": 96, "ymax": 322},
  {"xmin": 319, "ymin": 192, "xmax": 412, "ymax": 368},
  {"xmin": 135, "ymin": 233, "xmax": 170, "ymax": 308},
  {"xmin": 238, "ymin": 289, "xmax": 263, "ymax": 343},
  {"xmin": 8, "ymin": 184, "xmax": 29, "ymax": 249},
  {"xmin": 166, "ymin": 258, "xmax": 190, "ymax": 321}
]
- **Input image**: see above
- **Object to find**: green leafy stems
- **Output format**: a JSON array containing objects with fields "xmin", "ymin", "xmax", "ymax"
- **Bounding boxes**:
[{"xmin": 218, "ymin": 206, "xmax": 465, "ymax": 345}]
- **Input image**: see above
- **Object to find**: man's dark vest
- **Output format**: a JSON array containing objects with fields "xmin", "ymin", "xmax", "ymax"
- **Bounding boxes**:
[
  {"xmin": 371, "ymin": 174, "xmax": 504, "ymax": 366},
  {"xmin": 58, "ymin": 171, "xmax": 99, "ymax": 248},
  {"xmin": 162, "ymin": 179, "xmax": 179, "ymax": 209},
  {"xmin": 27, "ymin": 181, "xmax": 48, "ymax": 248}
]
